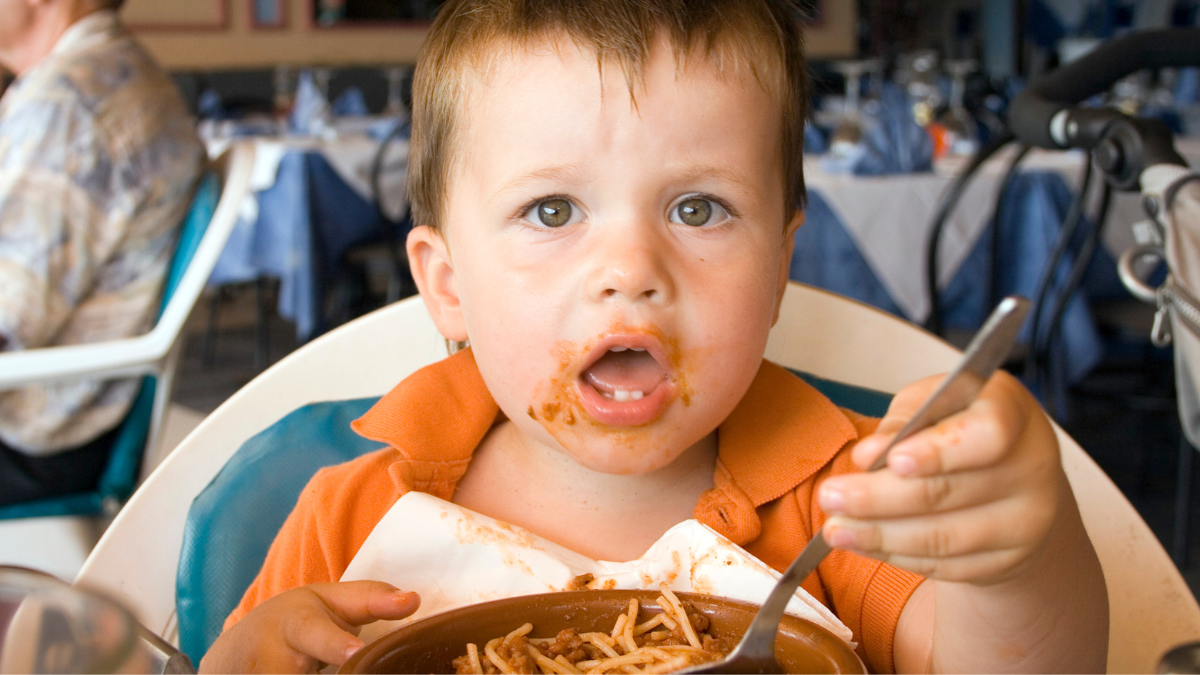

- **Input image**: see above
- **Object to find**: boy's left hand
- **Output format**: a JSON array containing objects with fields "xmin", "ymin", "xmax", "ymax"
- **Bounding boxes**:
[{"xmin": 817, "ymin": 369, "xmax": 1065, "ymax": 584}]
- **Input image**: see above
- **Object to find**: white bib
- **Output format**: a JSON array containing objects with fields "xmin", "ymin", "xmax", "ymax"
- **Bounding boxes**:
[{"xmin": 340, "ymin": 492, "xmax": 853, "ymax": 647}]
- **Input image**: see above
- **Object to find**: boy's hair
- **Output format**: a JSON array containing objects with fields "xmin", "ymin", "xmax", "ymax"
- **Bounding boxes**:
[{"xmin": 408, "ymin": 0, "xmax": 811, "ymax": 231}]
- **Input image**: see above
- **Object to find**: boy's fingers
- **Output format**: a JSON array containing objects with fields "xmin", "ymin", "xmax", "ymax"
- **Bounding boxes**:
[
  {"xmin": 868, "ymin": 548, "xmax": 1030, "ymax": 584},
  {"xmin": 823, "ymin": 499, "xmax": 1046, "ymax": 559},
  {"xmin": 856, "ymin": 374, "xmax": 1031, "ymax": 477},
  {"xmin": 307, "ymin": 581, "xmax": 422, "ymax": 626},
  {"xmin": 282, "ymin": 604, "xmax": 366, "ymax": 667},
  {"xmin": 818, "ymin": 463, "xmax": 1017, "ymax": 519},
  {"xmin": 850, "ymin": 376, "xmax": 943, "ymax": 469}
]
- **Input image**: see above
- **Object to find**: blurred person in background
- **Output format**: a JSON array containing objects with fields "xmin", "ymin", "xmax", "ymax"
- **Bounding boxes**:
[{"xmin": 0, "ymin": 0, "xmax": 203, "ymax": 506}]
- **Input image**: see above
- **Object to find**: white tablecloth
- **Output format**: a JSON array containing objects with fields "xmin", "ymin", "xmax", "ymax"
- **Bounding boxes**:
[
  {"xmin": 201, "ymin": 119, "xmax": 410, "ymax": 223},
  {"xmin": 807, "ymin": 138, "xmax": 1200, "ymax": 324}
]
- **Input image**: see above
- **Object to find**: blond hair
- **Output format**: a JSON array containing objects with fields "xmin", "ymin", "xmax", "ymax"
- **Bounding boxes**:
[{"xmin": 407, "ymin": 0, "xmax": 811, "ymax": 230}]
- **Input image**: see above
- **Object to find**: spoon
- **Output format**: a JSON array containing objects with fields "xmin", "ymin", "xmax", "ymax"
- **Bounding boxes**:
[{"xmin": 678, "ymin": 296, "xmax": 1031, "ymax": 674}]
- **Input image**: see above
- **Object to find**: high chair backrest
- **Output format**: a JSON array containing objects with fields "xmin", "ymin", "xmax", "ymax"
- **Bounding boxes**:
[{"xmin": 76, "ymin": 282, "xmax": 1200, "ymax": 674}]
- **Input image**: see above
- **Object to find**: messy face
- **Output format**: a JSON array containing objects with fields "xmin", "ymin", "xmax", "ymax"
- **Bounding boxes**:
[{"xmin": 427, "ymin": 35, "xmax": 798, "ymax": 475}]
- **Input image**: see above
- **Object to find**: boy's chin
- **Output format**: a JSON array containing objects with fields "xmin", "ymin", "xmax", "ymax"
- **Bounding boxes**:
[{"xmin": 557, "ymin": 436, "xmax": 693, "ymax": 476}]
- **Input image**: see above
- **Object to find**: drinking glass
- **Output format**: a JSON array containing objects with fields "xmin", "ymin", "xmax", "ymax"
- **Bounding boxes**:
[
  {"xmin": 383, "ymin": 66, "xmax": 408, "ymax": 117},
  {"xmin": 828, "ymin": 59, "xmax": 882, "ymax": 155},
  {"xmin": 903, "ymin": 49, "xmax": 942, "ymax": 127},
  {"xmin": 273, "ymin": 63, "xmax": 296, "ymax": 118},
  {"xmin": 313, "ymin": 66, "xmax": 333, "ymax": 102},
  {"xmin": 936, "ymin": 59, "xmax": 980, "ymax": 156},
  {"xmin": 0, "ymin": 567, "xmax": 138, "ymax": 674}
]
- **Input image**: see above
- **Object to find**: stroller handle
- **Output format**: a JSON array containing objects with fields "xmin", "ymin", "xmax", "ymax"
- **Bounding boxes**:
[{"xmin": 1009, "ymin": 28, "xmax": 1200, "ymax": 150}]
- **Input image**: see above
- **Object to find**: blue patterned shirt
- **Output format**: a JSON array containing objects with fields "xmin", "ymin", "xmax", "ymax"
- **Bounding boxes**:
[{"xmin": 0, "ymin": 11, "xmax": 202, "ymax": 454}]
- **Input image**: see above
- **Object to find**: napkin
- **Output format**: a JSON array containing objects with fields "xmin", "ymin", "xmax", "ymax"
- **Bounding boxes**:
[
  {"xmin": 852, "ymin": 84, "xmax": 933, "ymax": 176},
  {"xmin": 332, "ymin": 87, "xmax": 369, "ymax": 117},
  {"xmin": 340, "ymin": 492, "xmax": 853, "ymax": 647},
  {"xmin": 289, "ymin": 70, "xmax": 332, "ymax": 136}
]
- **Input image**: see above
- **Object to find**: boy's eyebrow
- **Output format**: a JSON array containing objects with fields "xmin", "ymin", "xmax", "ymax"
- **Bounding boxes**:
[
  {"xmin": 493, "ymin": 165, "xmax": 585, "ymax": 200},
  {"xmin": 494, "ymin": 165, "xmax": 760, "ymax": 199},
  {"xmin": 671, "ymin": 166, "xmax": 760, "ymax": 196}
]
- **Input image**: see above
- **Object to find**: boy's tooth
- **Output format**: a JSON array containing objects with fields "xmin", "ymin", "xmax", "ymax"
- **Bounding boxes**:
[
  {"xmin": 601, "ymin": 391, "xmax": 613, "ymax": 400},
  {"xmin": 631, "ymin": 390, "xmax": 644, "ymax": 400},
  {"xmin": 614, "ymin": 390, "xmax": 631, "ymax": 402},
  {"xmin": 610, "ymin": 346, "xmax": 628, "ymax": 352},
  {"xmin": 631, "ymin": 347, "xmax": 646, "ymax": 352}
]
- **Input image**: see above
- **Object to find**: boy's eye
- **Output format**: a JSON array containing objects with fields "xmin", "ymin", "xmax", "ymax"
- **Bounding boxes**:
[
  {"xmin": 671, "ymin": 197, "xmax": 729, "ymax": 227},
  {"xmin": 528, "ymin": 198, "xmax": 578, "ymax": 228}
]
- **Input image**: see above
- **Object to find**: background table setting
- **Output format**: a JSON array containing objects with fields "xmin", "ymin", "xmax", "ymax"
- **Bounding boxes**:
[
  {"xmin": 197, "ymin": 69, "xmax": 412, "ymax": 344},
  {"xmin": 794, "ymin": 55, "xmax": 1200, "ymax": 416}
]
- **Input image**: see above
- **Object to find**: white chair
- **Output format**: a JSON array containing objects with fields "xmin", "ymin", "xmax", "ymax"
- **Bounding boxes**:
[
  {"xmin": 76, "ymin": 282, "xmax": 1200, "ymax": 673},
  {"xmin": 0, "ymin": 143, "xmax": 255, "ymax": 579}
]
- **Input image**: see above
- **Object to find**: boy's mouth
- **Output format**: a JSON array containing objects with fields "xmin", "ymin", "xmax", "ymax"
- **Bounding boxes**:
[
  {"xmin": 575, "ymin": 336, "xmax": 674, "ymax": 426},
  {"xmin": 582, "ymin": 347, "xmax": 666, "ymax": 401}
]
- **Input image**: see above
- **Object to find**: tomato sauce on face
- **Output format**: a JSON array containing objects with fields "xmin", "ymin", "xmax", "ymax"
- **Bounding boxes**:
[{"xmin": 529, "ymin": 324, "xmax": 695, "ymax": 451}]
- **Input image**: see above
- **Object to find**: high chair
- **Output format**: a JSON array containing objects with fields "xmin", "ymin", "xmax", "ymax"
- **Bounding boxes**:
[{"xmin": 75, "ymin": 282, "xmax": 1200, "ymax": 673}]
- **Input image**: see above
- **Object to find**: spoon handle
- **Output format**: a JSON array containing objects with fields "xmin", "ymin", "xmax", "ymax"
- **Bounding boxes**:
[{"xmin": 731, "ymin": 295, "xmax": 1031, "ymax": 665}]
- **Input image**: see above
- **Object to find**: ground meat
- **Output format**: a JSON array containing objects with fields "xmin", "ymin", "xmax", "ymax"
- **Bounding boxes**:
[
  {"xmin": 537, "ymin": 628, "xmax": 589, "ymax": 663},
  {"xmin": 495, "ymin": 636, "xmax": 538, "ymax": 673},
  {"xmin": 567, "ymin": 573, "xmax": 595, "ymax": 590}
]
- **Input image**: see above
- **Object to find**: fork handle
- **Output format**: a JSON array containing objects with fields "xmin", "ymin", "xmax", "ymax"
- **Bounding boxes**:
[{"xmin": 735, "ymin": 529, "xmax": 833, "ymax": 661}]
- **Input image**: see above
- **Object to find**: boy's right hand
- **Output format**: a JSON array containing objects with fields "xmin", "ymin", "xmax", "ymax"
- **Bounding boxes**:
[{"xmin": 199, "ymin": 581, "xmax": 420, "ymax": 674}]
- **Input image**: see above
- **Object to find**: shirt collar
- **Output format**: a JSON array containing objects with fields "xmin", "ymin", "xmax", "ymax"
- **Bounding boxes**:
[
  {"xmin": 49, "ymin": 10, "xmax": 122, "ymax": 59},
  {"xmin": 715, "ymin": 360, "xmax": 859, "ymax": 507},
  {"xmin": 352, "ymin": 348, "xmax": 499, "ymax": 475}
]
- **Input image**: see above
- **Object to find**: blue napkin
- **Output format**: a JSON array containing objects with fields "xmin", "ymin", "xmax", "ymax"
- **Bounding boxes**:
[
  {"xmin": 289, "ymin": 71, "xmax": 332, "ymax": 135},
  {"xmin": 367, "ymin": 117, "xmax": 411, "ymax": 142},
  {"xmin": 803, "ymin": 123, "xmax": 828, "ymax": 155},
  {"xmin": 852, "ymin": 84, "xmax": 933, "ymax": 176},
  {"xmin": 332, "ymin": 87, "xmax": 369, "ymax": 117},
  {"xmin": 1177, "ymin": 68, "xmax": 1199, "ymax": 106},
  {"xmin": 197, "ymin": 89, "xmax": 226, "ymax": 120}
]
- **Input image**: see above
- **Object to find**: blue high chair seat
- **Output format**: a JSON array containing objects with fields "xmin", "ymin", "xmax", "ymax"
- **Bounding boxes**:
[
  {"xmin": 74, "ymin": 285, "xmax": 1200, "ymax": 674},
  {"xmin": 174, "ymin": 372, "xmax": 892, "ymax": 663}
]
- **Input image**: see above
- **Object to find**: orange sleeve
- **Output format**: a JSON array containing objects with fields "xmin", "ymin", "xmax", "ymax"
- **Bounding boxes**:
[
  {"xmin": 813, "ymin": 412, "xmax": 925, "ymax": 674},
  {"xmin": 222, "ymin": 447, "xmax": 408, "ymax": 630}
]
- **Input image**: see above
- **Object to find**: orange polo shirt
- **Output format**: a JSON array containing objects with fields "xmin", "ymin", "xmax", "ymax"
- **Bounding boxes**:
[{"xmin": 226, "ymin": 348, "xmax": 923, "ymax": 673}]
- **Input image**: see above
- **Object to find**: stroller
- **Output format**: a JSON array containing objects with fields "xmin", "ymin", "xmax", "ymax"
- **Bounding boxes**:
[{"xmin": 1009, "ymin": 28, "xmax": 1200, "ymax": 572}]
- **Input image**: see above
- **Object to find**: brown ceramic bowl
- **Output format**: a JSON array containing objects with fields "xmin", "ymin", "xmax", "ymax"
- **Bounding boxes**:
[{"xmin": 339, "ymin": 590, "xmax": 865, "ymax": 674}]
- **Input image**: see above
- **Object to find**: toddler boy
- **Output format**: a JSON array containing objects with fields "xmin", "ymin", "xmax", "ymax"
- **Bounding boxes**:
[{"xmin": 202, "ymin": 0, "xmax": 1108, "ymax": 672}]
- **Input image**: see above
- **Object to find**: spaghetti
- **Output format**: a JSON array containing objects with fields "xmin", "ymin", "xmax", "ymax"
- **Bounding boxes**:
[{"xmin": 452, "ymin": 585, "xmax": 728, "ymax": 674}]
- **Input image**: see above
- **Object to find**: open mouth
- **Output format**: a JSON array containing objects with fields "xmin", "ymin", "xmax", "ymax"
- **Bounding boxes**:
[
  {"xmin": 575, "ymin": 338, "xmax": 673, "ymax": 426},
  {"xmin": 582, "ymin": 347, "xmax": 666, "ymax": 401}
]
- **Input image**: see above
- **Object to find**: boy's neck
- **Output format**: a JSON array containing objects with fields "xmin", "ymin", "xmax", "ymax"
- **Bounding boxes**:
[{"xmin": 453, "ymin": 420, "xmax": 719, "ymax": 561}]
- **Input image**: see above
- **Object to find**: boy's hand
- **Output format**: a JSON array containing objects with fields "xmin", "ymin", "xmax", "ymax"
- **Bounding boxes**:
[
  {"xmin": 817, "ymin": 370, "xmax": 1064, "ymax": 584},
  {"xmin": 199, "ymin": 581, "xmax": 420, "ymax": 674}
]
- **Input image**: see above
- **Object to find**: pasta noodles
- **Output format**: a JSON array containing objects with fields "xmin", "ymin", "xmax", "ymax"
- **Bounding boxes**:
[{"xmin": 452, "ymin": 585, "xmax": 729, "ymax": 674}]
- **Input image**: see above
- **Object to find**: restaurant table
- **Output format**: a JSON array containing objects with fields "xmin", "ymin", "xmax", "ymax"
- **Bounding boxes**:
[
  {"xmin": 793, "ymin": 139, "xmax": 1200, "ymax": 401},
  {"xmin": 201, "ymin": 118, "xmax": 410, "ymax": 341}
]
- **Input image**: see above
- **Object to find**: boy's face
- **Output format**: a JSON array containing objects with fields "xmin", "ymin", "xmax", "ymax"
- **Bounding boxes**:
[{"xmin": 410, "ymin": 35, "xmax": 802, "ymax": 475}]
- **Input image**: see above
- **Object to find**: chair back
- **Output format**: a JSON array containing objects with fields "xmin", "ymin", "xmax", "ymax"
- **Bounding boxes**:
[
  {"xmin": 0, "ymin": 170, "xmax": 223, "ymax": 520},
  {"xmin": 77, "ymin": 283, "xmax": 1200, "ymax": 673}
]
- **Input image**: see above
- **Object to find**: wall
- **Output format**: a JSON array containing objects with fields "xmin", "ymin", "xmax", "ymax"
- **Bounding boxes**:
[
  {"xmin": 126, "ymin": 0, "xmax": 427, "ymax": 70},
  {"xmin": 124, "ymin": 0, "xmax": 857, "ymax": 71}
]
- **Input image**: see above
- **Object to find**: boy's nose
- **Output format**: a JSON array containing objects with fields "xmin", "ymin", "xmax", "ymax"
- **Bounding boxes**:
[{"xmin": 585, "ymin": 223, "xmax": 675, "ymax": 305}]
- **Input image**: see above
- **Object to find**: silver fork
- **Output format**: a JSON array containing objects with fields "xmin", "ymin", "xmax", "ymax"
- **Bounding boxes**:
[{"xmin": 678, "ymin": 296, "xmax": 1030, "ymax": 674}]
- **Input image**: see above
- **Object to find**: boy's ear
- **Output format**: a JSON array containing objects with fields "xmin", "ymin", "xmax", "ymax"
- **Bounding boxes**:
[
  {"xmin": 771, "ymin": 210, "xmax": 805, "ymax": 326},
  {"xmin": 406, "ymin": 225, "xmax": 469, "ymax": 342}
]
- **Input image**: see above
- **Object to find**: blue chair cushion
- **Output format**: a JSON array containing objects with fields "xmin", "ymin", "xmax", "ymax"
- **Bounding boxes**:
[
  {"xmin": 175, "ymin": 371, "xmax": 893, "ymax": 664},
  {"xmin": 0, "ymin": 173, "xmax": 220, "ymax": 522}
]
